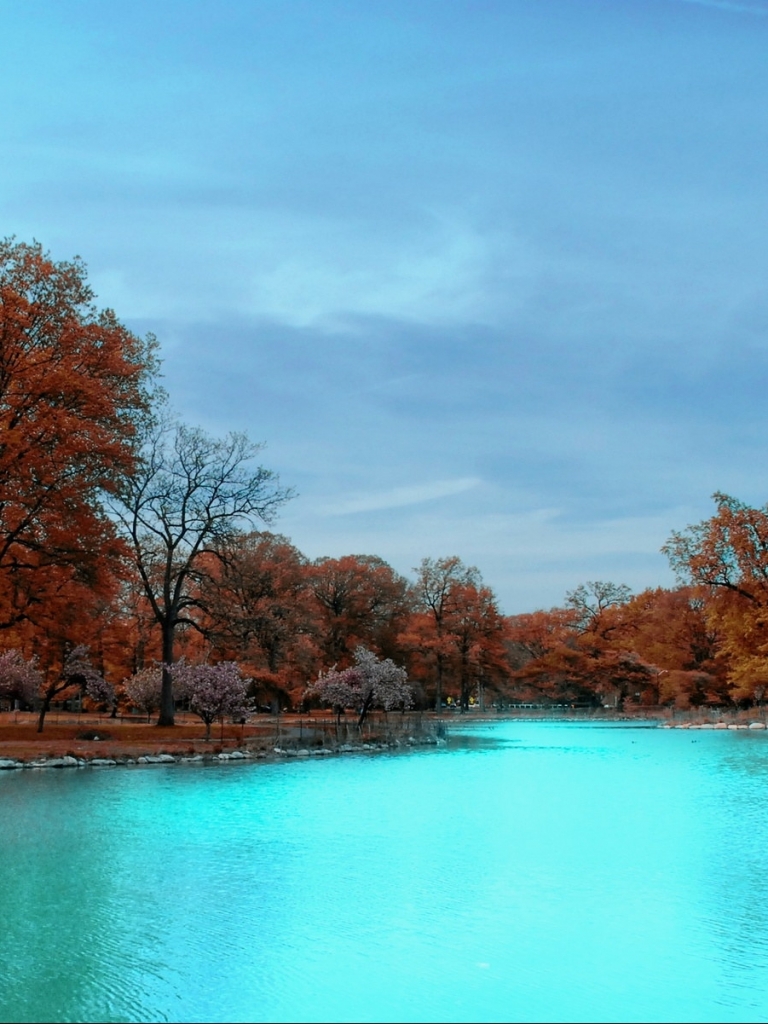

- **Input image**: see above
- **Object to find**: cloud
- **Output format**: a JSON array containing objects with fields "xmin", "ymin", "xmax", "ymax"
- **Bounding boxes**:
[
  {"xmin": 670, "ymin": 0, "xmax": 768, "ymax": 14},
  {"xmin": 320, "ymin": 477, "xmax": 481, "ymax": 516}
]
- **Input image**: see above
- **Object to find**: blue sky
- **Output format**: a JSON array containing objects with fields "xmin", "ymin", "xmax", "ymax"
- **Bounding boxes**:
[{"xmin": 3, "ymin": 0, "xmax": 768, "ymax": 612}]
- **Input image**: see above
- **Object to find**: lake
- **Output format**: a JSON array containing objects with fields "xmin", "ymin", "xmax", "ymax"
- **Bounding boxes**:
[{"xmin": 2, "ymin": 721, "xmax": 768, "ymax": 1023}]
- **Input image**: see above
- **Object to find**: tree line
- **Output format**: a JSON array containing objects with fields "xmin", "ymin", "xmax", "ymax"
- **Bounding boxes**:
[{"xmin": 2, "ymin": 239, "xmax": 768, "ymax": 725}]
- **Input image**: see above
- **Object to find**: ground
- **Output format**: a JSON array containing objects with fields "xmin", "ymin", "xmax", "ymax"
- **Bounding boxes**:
[{"xmin": 0, "ymin": 711, "xmax": 298, "ymax": 761}]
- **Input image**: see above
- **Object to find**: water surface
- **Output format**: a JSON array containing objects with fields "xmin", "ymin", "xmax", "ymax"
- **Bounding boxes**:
[{"xmin": 2, "ymin": 721, "xmax": 768, "ymax": 1022}]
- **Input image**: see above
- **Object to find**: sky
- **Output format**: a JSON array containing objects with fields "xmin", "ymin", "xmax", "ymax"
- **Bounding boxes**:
[{"xmin": 2, "ymin": 0, "xmax": 768, "ymax": 613}]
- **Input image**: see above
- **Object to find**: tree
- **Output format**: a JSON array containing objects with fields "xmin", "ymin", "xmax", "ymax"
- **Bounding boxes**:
[
  {"xmin": 442, "ymin": 580, "xmax": 508, "ymax": 711},
  {"xmin": 304, "ymin": 665, "xmax": 360, "ymax": 727},
  {"xmin": 0, "ymin": 238, "xmax": 157, "ymax": 630},
  {"xmin": 306, "ymin": 645, "xmax": 412, "ymax": 729},
  {"xmin": 112, "ymin": 418, "xmax": 293, "ymax": 726},
  {"xmin": 565, "ymin": 581, "xmax": 632, "ymax": 636},
  {"xmin": 0, "ymin": 650, "xmax": 41, "ymax": 710},
  {"xmin": 124, "ymin": 666, "xmax": 163, "ymax": 721},
  {"xmin": 506, "ymin": 582, "xmax": 639, "ymax": 708},
  {"xmin": 308, "ymin": 554, "xmax": 411, "ymax": 666},
  {"xmin": 36, "ymin": 645, "xmax": 105, "ymax": 733},
  {"xmin": 663, "ymin": 493, "xmax": 768, "ymax": 703},
  {"xmin": 197, "ymin": 531, "xmax": 319, "ymax": 709},
  {"xmin": 406, "ymin": 556, "xmax": 480, "ymax": 712},
  {"xmin": 173, "ymin": 661, "xmax": 253, "ymax": 740}
]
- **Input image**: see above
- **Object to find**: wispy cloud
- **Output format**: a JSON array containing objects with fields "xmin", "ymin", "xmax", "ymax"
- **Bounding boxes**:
[
  {"xmin": 670, "ymin": 0, "xmax": 768, "ymax": 15},
  {"xmin": 321, "ymin": 477, "xmax": 481, "ymax": 516}
]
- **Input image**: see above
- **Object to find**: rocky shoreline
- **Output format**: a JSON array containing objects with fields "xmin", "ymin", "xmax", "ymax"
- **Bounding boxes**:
[
  {"xmin": 0, "ymin": 734, "xmax": 445, "ymax": 770},
  {"xmin": 662, "ymin": 721, "xmax": 767, "ymax": 730}
]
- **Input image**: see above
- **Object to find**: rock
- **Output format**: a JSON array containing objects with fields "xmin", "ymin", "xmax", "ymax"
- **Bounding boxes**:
[
  {"xmin": 714, "ymin": 723, "xmax": 728, "ymax": 729},
  {"xmin": 700, "ymin": 724, "xmax": 714, "ymax": 729},
  {"xmin": 0, "ymin": 758, "xmax": 21, "ymax": 769},
  {"xmin": 181, "ymin": 755, "xmax": 203, "ymax": 762},
  {"xmin": 297, "ymin": 749, "xmax": 310, "ymax": 757},
  {"xmin": 228, "ymin": 750, "xmax": 246, "ymax": 759},
  {"xmin": 728, "ymin": 724, "xmax": 740, "ymax": 730},
  {"xmin": 749, "ymin": 722, "xmax": 766, "ymax": 730},
  {"xmin": 136, "ymin": 756, "xmax": 149, "ymax": 763},
  {"xmin": 89, "ymin": 758, "xmax": 117, "ymax": 766},
  {"xmin": 218, "ymin": 752, "xmax": 231, "ymax": 760}
]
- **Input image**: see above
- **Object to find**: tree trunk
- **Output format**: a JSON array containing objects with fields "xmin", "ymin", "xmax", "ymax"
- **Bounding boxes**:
[
  {"xmin": 37, "ymin": 696, "xmax": 52, "ymax": 733},
  {"xmin": 157, "ymin": 623, "xmax": 175, "ymax": 726},
  {"xmin": 435, "ymin": 654, "xmax": 443, "ymax": 715},
  {"xmin": 358, "ymin": 693, "xmax": 374, "ymax": 730}
]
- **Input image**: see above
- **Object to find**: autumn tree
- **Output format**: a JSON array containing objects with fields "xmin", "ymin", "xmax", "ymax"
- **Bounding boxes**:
[
  {"xmin": 439, "ymin": 581, "xmax": 508, "ymax": 711},
  {"xmin": 112, "ymin": 418, "xmax": 292, "ymax": 726},
  {"xmin": 404, "ymin": 556, "xmax": 496, "ymax": 711},
  {"xmin": 663, "ymin": 492, "xmax": 768, "ymax": 704},
  {"xmin": 198, "ymin": 531, "xmax": 318, "ymax": 708},
  {"xmin": 620, "ymin": 587, "xmax": 725, "ymax": 707},
  {"xmin": 0, "ymin": 238, "xmax": 157, "ymax": 630},
  {"xmin": 406, "ymin": 556, "xmax": 476, "ymax": 711},
  {"xmin": 507, "ymin": 582, "xmax": 643, "ymax": 707},
  {"xmin": 308, "ymin": 554, "xmax": 411, "ymax": 666}
]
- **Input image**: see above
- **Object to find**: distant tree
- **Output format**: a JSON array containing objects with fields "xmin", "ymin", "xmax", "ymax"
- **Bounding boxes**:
[
  {"xmin": 112, "ymin": 418, "xmax": 293, "ymax": 726},
  {"xmin": 565, "ymin": 581, "xmax": 633, "ymax": 637},
  {"xmin": 406, "ymin": 556, "xmax": 480, "ymax": 712},
  {"xmin": 308, "ymin": 554, "xmax": 411, "ymax": 665},
  {"xmin": 173, "ymin": 661, "xmax": 253, "ymax": 740},
  {"xmin": 198, "ymin": 531, "xmax": 319, "ymax": 708}
]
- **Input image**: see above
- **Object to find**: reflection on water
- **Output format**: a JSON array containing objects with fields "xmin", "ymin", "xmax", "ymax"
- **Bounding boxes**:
[{"xmin": 2, "ymin": 723, "xmax": 768, "ymax": 1022}]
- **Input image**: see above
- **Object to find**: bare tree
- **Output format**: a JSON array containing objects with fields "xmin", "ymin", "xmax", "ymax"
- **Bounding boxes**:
[{"xmin": 112, "ymin": 418, "xmax": 293, "ymax": 725}]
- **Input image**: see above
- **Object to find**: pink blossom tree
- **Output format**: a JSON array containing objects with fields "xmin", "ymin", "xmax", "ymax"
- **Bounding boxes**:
[
  {"xmin": 124, "ymin": 666, "xmax": 163, "ymax": 721},
  {"xmin": 0, "ymin": 650, "xmax": 42, "ymax": 710},
  {"xmin": 173, "ymin": 661, "xmax": 253, "ymax": 740},
  {"xmin": 37, "ymin": 645, "xmax": 111, "ymax": 732},
  {"xmin": 305, "ymin": 665, "xmax": 362, "ymax": 726},
  {"xmin": 307, "ymin": 646, "xmax": 412, "ymax": 728}
]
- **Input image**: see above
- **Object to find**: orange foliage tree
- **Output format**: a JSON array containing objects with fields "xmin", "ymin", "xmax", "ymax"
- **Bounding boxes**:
[
  {"xmin": 0, "ymin": 239, "xmax": 157, "ymax": 632},
  {"xmin": 663, "ymin": 492, "xmax": 768, "ymax": 705},
  {"xmin": 196, "ymin": 531, "xmax": 320, "ymax": 710},
  {"xmin": 307, "ymin": 554, "xmax": 412, "ymax": 668},
  {"xmin": 403, "ymin": 556, "xmax": 507, "ymax": 710}
]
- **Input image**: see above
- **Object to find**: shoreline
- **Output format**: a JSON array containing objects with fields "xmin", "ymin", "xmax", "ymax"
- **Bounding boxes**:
[
  {"xmin": 2, "ymin": 709, "xmax": 767, "ymax": 771},
  {"xmin": 0, "ymin": 734, "xmax": 445, "ymax": 771}
]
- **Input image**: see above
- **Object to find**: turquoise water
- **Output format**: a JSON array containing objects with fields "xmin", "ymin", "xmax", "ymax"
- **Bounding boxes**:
[{"xmin": 2, "ymin": 721, "xmax": 768, "ymax": 1023}]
